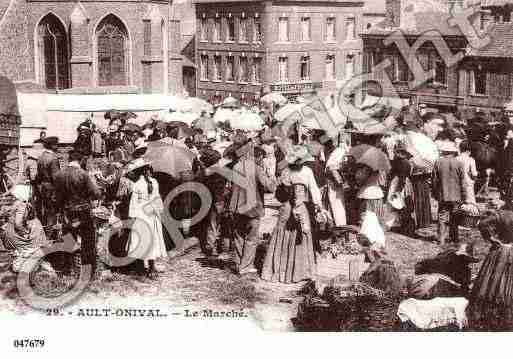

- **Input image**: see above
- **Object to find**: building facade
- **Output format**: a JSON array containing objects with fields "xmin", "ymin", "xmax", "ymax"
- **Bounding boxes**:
[
  {"xmin": 0, "ymin": 0, "xmax": 185, "ymax": 94},
  {"xmin": 194, "ymin": 0, "xmax": 365, "ymax": 103},
  {"xmin": 361, "ymin": 0, "xmax": 513, "ymax": 118}
]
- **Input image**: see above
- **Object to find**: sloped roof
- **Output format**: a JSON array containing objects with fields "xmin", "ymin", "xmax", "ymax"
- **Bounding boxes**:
[
  {"xmin": 365, "ymin": 0, "xmax": 465, "ymax": 37},
  {"xmin": 480, "ymin": 0, "xmax": 513, "ymax": 7},
  {"xmin": 364, "ymin": 0, "xmax": 386, "ymax": 14},
  {"xmin": 468, "ymin": 23, "xmax": 513, "ymax": 58}
]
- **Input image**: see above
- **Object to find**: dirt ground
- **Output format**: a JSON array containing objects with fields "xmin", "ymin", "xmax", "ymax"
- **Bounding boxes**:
[{"xmin": 0, "ymin": 198, "xmax": 490, "ymax": 331}]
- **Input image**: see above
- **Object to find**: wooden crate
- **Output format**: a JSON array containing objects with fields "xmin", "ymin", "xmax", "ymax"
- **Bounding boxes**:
[{"xmin": 317, "ymin": 254, "xmax": 366, "ymax": 281}]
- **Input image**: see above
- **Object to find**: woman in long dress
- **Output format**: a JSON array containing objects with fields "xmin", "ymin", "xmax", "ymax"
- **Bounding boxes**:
[
  {"xmin": 261, "ymin": 145, "xmax": 321, "ymax": 284},
  {"xmin": 470, "ymin": 202, "xmax": 513, "ymax": 330},
  {"xmin": 323, "ymin": 138, "xmax": 348, "ymax": 227},
  {"xmin": 125, "ymin": 158, "xmax": 167, "ymax": 279}
]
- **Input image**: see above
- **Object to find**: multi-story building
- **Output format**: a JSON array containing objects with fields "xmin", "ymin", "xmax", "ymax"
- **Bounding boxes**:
[
  {"xmin": 0, "ymin": 0, "xmax": 185, "ymax": 94},
  {"xmin": 194, "ymin": 0, "xmax": 365, "ymax": 103},
  {"xmin": 361, "ymin": 0, "xmax": 513, "ymax": 119}
]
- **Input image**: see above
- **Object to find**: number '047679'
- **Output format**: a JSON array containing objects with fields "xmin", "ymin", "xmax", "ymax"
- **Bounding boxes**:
[{"xmin": 13, "ymin": 339, "xmax": 45, "ymax": 349}]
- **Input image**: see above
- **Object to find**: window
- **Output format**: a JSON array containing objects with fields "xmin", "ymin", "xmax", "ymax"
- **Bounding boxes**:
[
  {"xmin": 37, "ymin": 14, "xmax": 70, "ymax": 90},
  {"xmin": 239, "ymin": 16, "xmax": 248, "ymax": 42},
  {"xmin": 326, "ymin": 55, "xmax": 336, "ymax": 80},
  {"xmin": 200, "ymin": 17, "xmax": 208, "ymax": 41},
  {"xmin": 278, "ymin": 56, "xmax": 288, "ymax": 82},
  {"xmin": 239, "ymin": 56, "xmax": 249, "ymax": 82},
  {"xmin": 394, "ymin": 54, "xmax": 409, "ymax": 82},
  {"xmin": 253, "ymin": 17, "xmax": 262, "ymax": 42},
  {"xmin": 345, "ymin": 17, "xmax": 356, "ymax": 40},
  {"xmin": 213, "ymin": 55, "xmax": 221, "ymax": 81},
  {"xmin": 226, "ymin": 56, "xmax": 235, "ymax": 82},
  {"xmin": 326, "ymin": 17, "xmax": 336, "ymax": 42},
  {"xmin": 227, "ymin": 16, "xmax": 235, "ymax": 42},
  {"xmin": 300, "ymin": 17, "xmax": 311, "ymax": 41},
  {"xmin": 472, "ymin": 68, "xmax": 487, "ymax": 95},
  {"xmin": 300, "ymin": 56, "xmax": 310, "ymax": 81},
  {"xmin": 143, "ymin": 21, "xmax": 151, "ymax": 56},
  {"xmin": 200, "ymin": 55, "xmax": 209, "ymax": 81},
  {"xmin": 434, "ymin": 59, "xmax": 447, "ymax": 85},
  {"xmin": 278, "ymin": 17, "xmax": 289, "ymax": 42},
  {"xmin": 345, "ymin": 55, "xmax": 354, "ymax": 79},
  {"xmin": 97, "ymin": 15, "xmax": 129, "ymax": 87},
  {"xmin": 213, "ymin": 17, "xmax": 221, "ymax": 42},
  {"xmin": 252, "ymin": 57, "xmax": 262, "ymax": 83}
]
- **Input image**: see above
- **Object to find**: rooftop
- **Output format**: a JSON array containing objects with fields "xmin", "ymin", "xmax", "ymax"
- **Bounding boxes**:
[
  {"xmin": 363, "ymin": 0, "xmax": 386, "ymax": 14},
  {"xmin": 364, "ymin": 0, "xmax": 465, "ymax": 36},
  {"xmin": 480, "ymin": 0, "xmax": 513, "ymax": 7},
  {"xmin": 468, "ymin": 22, "xmax": 513, "ymax": 58}
]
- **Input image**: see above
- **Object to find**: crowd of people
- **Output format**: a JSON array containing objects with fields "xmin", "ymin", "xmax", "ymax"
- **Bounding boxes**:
[{"xmin": 3, "ymin": 97, "xmax": 513, "ymax": 329}]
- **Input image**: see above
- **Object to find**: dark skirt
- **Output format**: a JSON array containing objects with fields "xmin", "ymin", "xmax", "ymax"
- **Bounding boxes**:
[
  {"xmin": 411, "ymin": 173, "xmax": 432, "ymax": 229},
  {"xmin": 261, "ymin": 202, "xmax": 316, "ymax": 284},
  {"xmin": 470, "ymin": 244, "xmax": 513, "ymax": 330}
]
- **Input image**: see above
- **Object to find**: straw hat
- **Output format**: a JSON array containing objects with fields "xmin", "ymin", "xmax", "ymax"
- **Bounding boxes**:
[
  {"xmin": 285, "ymin": 145, "xmax": 315, "ymax": 165},
  {"xmin": 126, "ymin": 158, "xmax": 151, "ymax": 173}
]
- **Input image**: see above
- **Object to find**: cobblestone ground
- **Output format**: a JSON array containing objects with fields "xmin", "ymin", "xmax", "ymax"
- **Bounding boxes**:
[{"xmin": 0, "ymin": 197, "xmax": 489, "ymax": 331}]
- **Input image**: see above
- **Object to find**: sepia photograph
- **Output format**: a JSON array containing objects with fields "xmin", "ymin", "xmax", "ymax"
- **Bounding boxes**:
[{"xmin": 0, "ymin": 0, "xmax": 512, "ymax": 354}]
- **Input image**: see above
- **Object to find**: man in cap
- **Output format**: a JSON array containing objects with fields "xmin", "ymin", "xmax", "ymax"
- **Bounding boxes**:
[
  {"xmin": 432, "ymin": 140, "xmax": 471, "ymax": 245},
  {"xmin": 228, "ymin": 134, "xmax": 277, "ymax": 275},
  {"xmin": 54, "ymin": 149, "xmax": 102, "ymax": 278},
  {"xmin": 35, "ymin": 136, "xmax": 61, "ymax": 227}
]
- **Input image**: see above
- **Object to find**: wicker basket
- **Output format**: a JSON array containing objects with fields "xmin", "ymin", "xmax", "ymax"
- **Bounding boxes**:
[
  {"xmin": 454, "ymin": 203, "xmax": 480, "ymax": 228},
  {"xmin": 324, "ymin": 282, "xmax": 402, "ymax": 331}
]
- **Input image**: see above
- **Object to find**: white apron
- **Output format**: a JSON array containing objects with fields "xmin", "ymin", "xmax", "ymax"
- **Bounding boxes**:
[
  {"xmin": 128, "ymin": 177, "xmax": 167, "ymax": 262},
  {"xmin": 325, "ymin": 146, "xmax": 347, "ymax": 226}
]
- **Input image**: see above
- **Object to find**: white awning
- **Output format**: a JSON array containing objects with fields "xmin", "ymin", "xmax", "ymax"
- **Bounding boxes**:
[{"xmin": 45, "ymin": 94, "xmax": 178, "ymax": 112}]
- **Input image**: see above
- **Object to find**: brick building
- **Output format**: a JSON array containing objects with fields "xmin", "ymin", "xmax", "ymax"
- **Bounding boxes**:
[
  {"xmin": 361, "ymin": 0, "xmax": 513, "ymax": 118},
  {"xmin": 0, "ymin": 0, "xmax": 185, "ymax": 94},
  {"xmin": 194, "ymin": 0, "xmax": 365, "ymax": 104}
]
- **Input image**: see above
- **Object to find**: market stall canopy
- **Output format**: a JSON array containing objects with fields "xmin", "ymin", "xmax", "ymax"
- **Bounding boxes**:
[
  {"xmin": 174, "ymin": 97, "xmax": 214, "ymax": 114},
  {"xmin": 45, "ymin": 94, "xmax": 178, "ymax": 112}
]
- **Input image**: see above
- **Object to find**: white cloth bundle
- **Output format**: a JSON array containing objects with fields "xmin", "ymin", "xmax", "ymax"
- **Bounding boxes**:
[
  {"xmin": 360, "ymin": 210, "xmax": 386, "ymax": 248},
  {"xmin": 397, "ymin": 297, "xmax": 469, "ymax": 329}
]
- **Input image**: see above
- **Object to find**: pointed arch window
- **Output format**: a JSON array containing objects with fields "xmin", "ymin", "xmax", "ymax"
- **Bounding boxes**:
[
  {"xmin": 37, "ymin": 14, "xmax": 69, "ymax": 90},
  {"xmin": 97, "ymin": 15, "xmax": 129, "ymax": 86}
]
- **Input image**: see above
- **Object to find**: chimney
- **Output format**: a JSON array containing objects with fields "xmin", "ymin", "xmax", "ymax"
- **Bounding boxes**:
[{"xmin": 386, "ymin": 0, "xmax": 401, "ymax": 27}]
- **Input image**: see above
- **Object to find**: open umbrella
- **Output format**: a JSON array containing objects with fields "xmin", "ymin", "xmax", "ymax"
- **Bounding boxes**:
[
  {"xmin": 164, "ymin": 111, "xmax": 199, "ymax": 126},
  {"xmin": 193, "ymin": 115, "xmax": 217, "ymax": 132},
  {"xmin": 144, "ymin": 140, "xmax": 196, "ymax": 178},
  {"xmin": 274, "ymin": 103, "xmax": 304, "ymax": 122},
  {"xmin": 348, "ymin": 144, "xmax": 391, "ymax": 173},
  {"xmin": 180, "ymin": 97, "xmax": 214, "ymax": 113},
  {"xmin": 221, "ymin": 96, "xmax": 239, "ymax": 109},
  {"xmin": 230, "ymin": 111, "xmax": 264, "ymax": 131},
  {"xmin": 261, "ymin": 92, "xmax": 288, "ymax": 106}
]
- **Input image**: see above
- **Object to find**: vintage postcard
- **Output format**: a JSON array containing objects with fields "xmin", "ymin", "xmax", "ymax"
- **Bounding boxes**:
[{"xmin": 0, "ymin": 0, "xmax": 512, "ymax": 355}]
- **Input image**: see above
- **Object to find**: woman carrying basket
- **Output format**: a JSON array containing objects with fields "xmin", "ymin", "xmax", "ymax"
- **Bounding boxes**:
[{"xmin": 470, "ymin": 200, "xmax": 513, "ymax": 330}]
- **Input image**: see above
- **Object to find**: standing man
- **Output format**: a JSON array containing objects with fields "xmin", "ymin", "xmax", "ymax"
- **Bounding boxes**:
[
  {"xmin": 35, "ymin": 136, "xmax": 61, "ymax": 227},
  {"xmin": 228, "ymin": 135, "xmax": 276, "ymax": 275},
  {"xmin": 54, "ymin": 150, "xmax": 101, "ymax": 278},
  {"xmin": 432, "ymin": 140, "xmax": 470, "ymax": 245}
]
